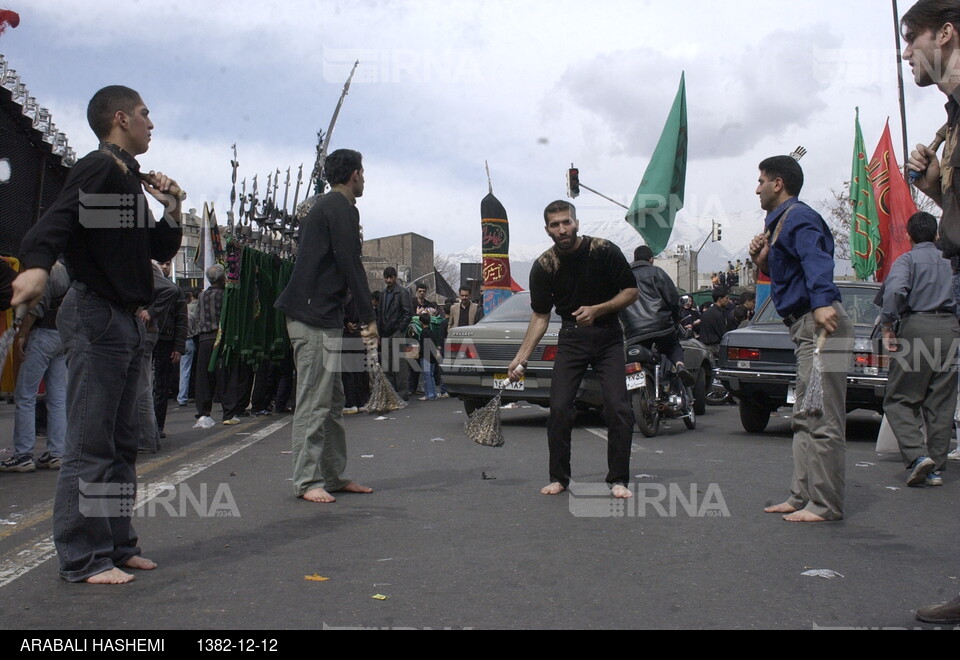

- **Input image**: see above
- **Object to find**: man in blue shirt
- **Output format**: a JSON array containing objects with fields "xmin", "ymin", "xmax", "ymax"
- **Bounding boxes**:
[{"xmin": 749, "ymin": 156, "xmax": 854, "ymax": 522}]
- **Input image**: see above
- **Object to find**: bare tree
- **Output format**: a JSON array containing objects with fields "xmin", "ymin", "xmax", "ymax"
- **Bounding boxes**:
[
  {"xmin": 434, "ymin": 253, "xmax": 461, "ymax": 297},
  {"xmin": 817, "ymin": 184, "xmax": 852, "ymax": 261}
]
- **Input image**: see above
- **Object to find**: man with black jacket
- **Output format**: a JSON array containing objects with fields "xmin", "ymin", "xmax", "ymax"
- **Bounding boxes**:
[
  {"xmin": 619, "ymin": 245, "xmax": 691, "ymax": 383},
  {"xmin": 378, "ymin": 266, "xmax": 414, "ymax": 400},
  {"xmin": 275, "ymin": 148, "xmax": 378, "ymax": 504}
]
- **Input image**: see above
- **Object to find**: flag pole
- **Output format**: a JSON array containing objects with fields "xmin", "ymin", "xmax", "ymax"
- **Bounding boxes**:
[{"xmin": 892, "ymin": 0, "xmax": 910, "ymax": 175}]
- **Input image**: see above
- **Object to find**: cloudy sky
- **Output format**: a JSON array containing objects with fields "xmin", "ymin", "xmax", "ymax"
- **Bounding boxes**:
[{"xmin": 1, "ymin": 0, "xmax": 947, "ymax": 256}]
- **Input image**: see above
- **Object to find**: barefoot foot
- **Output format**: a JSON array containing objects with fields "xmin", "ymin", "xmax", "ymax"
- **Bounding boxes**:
[
  {"xmin": 611, "ymin": 484, "xmax": 633, "ymax": 499},
  {"xmin": 84, "ymin": 567, "xmax": 135, "ymax": 584},
  {"xmin": 301, "ymin": 488, "xmax": 336, "ymax": 503},
  {"xmin": 333, "ymin": 481, "xmax": 373, "ymax": 494},
  {"xmin": 540, "ymin": 482, "xmax": 566, "ymax": 495},
  {"xmin": 764, "ymin": 501, "xmax": 798, "ymax": 514},
  {"xmin": 122, "ymin": 556, "xmax": 157, "ymax": 570},
  {"xmin": 783, "ymin": 510, "xmax": 829, "ymax": 523}
]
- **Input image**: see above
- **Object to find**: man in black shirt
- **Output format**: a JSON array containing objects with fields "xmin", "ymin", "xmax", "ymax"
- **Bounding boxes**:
[
  {"xmin": 508, "ymin": 201, "xmax": 638, "ymax": 498},
  {"xmin": 12, "ymin": 85, "xmax": 182, "ymax": 584},
  {"xmin": 698, "ymin": 287, "xmax": 733, "ymax": 357}
]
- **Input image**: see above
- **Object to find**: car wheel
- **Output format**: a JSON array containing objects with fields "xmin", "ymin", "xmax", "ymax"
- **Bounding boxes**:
[
  {"xmin": 463, "ymin": 398, "xmax": 487, "ymax": 415},
  {"xmin": 633, "ymin": 385, "xmax": 659, "ymax": 438},
  {"xmin": 693, "ymin": 366, "xmax": 707, "ymax": 415},
  {"xmin": 739, "ymin": 399, "xmax": 771, "ymax": 433}
]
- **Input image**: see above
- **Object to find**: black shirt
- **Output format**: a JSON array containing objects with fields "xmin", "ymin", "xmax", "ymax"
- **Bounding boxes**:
[
  {"xmin": 19, "ymin": 144, "xmax": 182, "ymax": 308},
  {"xmin": 529, "ymin": 236, "xmax": 635, "ymax": 327}
]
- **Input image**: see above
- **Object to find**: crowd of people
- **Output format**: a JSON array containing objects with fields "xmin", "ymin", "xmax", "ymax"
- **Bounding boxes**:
[{"xmin": 2, "ymin": 0, "xmax": 960, "ymax": 625}]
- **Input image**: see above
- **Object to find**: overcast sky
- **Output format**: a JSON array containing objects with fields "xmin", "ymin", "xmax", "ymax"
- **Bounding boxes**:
[{"xmin": 1, "ymin": 0, "xmax": 947, "ymax": 256}]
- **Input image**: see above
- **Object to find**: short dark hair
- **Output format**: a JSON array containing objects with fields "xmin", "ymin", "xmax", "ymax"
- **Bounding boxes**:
[
  {"xmin": 907, "ymin": 211, "xmax": 939, "ymax": 243},
  {"xmin": 543, "ymin": 200, "xmax": 576, "ymax": 223},
  {"xmin": 87, "ymin": 85, "xmax": 142, "ymax": 139},
  {"xmin": 634, "ymin": 245, "xmax": 654, "ymax": 262},
  {"xmin": 459, "ymin": 286, "xmax": 471, "ymax": 295},
  {"xmin": 419, "ymin": 312, "xmax": 432, "ymax": 326},
  {"xmin": 740, "ymin": 291, "xmax": 756, "ymax": 303},
  {"xmin": 712, "ymin": 286, "xmax": 729, "ymax": 302},
  {"xmin": 758, "ymin": 156, "xmax": 804, "ymax": 196},
  {"xmin": 383, "ymin": 266, "xmax": 397, "ymax": 278},
  {"xmin": 416, "ymin": 284, "xmax": 427, "ymax": 292},
  {"xmin": 902, "ymin": 0, "xmax": 960, "ymax": 40},
  {"xmin": 323, "ymin": 149, "xmax": 363, "ymax": 186}
]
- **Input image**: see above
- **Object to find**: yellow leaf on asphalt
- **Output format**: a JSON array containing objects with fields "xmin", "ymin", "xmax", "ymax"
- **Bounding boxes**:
[
  {"xmin": 371, "ymin": 594, "xmax": 389, "ymax": 600},
  {"xmin": 304, "ymin": 573, "xmax": 330, "ymax": 582}
]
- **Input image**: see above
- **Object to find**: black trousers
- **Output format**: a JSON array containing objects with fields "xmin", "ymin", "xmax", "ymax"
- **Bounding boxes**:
[
  {"xmin": 640, "ymin": 329, "xmax": 683, "ymax": 366},
  {"xmin": 152, "ymin": 339, "xmax": 176, "ymax": 432},
  {"xmin": 548, "ymin": 324, "xmax": 633, "ymax": 487},
  {"xmin": 194, "ymin": 333, "xmax": 218, "ymax": 417},
  {"xmin": 221, "ymin": 360, "xmax": 253, "ymax": 420}
]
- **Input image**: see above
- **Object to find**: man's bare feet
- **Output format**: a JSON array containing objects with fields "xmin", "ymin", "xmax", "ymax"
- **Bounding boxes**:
[
  {"xmin": 84, "ymin": 568, "xmax": 135, "ymax": 584},
  {"xmin": 123, "ymin": 556, "xmax": 157, "ymax": 570},
  {"xmin": 764, "ymin": 502, "xmax": 797, "ymax": 514},
  {"xmin": 540, "ymin": 482, "xmax": 566, "ymax": 495},
  {"xmin": 333, "ymin": 481, "xmax": 373, "ymax": 494},
  {"xmin": 301, "ymin": 488, "xmax": 336, "ymax": 503},
  {"xmin": 783, "ymin": 510, "xmax": 829, "ymax": 523},
  {"xmin": 611, "ymin": 484, "xmax": 633, "ymax": 499}
]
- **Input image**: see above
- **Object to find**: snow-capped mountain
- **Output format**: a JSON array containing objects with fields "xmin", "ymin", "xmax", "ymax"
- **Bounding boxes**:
[{"xmin": 445, "ymin": 217, "xmax": 743, "ymax": 287}]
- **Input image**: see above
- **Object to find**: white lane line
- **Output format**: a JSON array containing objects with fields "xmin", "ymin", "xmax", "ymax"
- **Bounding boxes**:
[
  {"xmin": 584, "ymin": 427, "xmax": 608, "ymax": 440},
  {"xmin": 0, "ymin": 418, "xmax": 290, "ymax": 588}
]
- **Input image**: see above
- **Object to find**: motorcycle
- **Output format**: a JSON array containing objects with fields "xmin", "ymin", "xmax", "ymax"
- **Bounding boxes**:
[{"xmin": 625, "ymin": 342, "xmax": 696, "ymax": 438}]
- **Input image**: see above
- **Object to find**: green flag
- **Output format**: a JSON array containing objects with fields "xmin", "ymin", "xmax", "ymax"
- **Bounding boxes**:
[
  {"xmin": 625, "ymin": 73, "xmax": 687, "ymax": 256},
  {"xmin": 850, "ymin": 107, "xmax": 880, "ymax": 281}
]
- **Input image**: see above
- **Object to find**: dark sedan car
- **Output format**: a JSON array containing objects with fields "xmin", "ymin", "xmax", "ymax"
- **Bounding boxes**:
[
  {"xmin": 716, "ymin": 281, "xmax": 887, "ymax": 433},
  {"xmin": 442, "ymin": 292, "xmax": 714, "ymax": 417}
]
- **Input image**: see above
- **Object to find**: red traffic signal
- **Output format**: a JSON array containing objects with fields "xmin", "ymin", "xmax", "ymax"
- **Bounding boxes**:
[{"xmin": 567, "ymin": 166, "xmax": 580, "ymax": 199}]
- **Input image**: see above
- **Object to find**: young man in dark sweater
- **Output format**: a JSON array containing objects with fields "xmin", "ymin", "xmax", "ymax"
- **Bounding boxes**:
[{"xmin": 12, "ymin": 85, "xmax": 183, "ymax": 583}]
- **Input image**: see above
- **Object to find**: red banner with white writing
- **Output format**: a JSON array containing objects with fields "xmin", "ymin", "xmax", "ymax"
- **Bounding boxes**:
[{"xmin": 868, "ymin": 120, "xmax": 917, "ymax": 282}]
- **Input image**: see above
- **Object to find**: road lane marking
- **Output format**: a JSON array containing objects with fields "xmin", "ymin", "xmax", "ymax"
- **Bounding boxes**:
[{"xmin": 0, "ymin": 418, "xmax": 290, "ymax": 588}]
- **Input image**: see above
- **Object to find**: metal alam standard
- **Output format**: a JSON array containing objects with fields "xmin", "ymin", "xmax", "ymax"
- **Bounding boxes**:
[{"xmin": 210, "ymin": 63, "xmax": 362, "ymax": 376}]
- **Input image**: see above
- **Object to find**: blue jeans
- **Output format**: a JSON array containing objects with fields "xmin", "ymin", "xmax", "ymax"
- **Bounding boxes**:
[
  {"xmin": 54, "ymin": 285, "xmax": 145, "ymax": 582},
  {"xmin": 177, "ymin": 336, "xmax": 195, "ymax": 404},
  {"xmin": 420, "ymin": 356, "xmax": 437, "ymax": 399},
  {"xmin": 13, "ymin": 327, "xmax": 67, "ymax": 458}
]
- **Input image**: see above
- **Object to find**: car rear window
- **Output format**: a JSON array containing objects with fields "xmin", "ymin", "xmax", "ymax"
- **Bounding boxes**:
[
  {"xmin": 479, "ymin": 292, "xmax": 561, "ymax": 323},
  {"xmin": 751, "ymin": 285, "xmax": 882, "ymax": 325}
]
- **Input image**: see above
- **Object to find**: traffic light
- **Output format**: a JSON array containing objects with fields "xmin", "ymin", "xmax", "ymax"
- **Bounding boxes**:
[
  {"xmin": 567, "ymin": 165, "xmax": 580, "ymax": 199},
  {"xmin": 712, "ymin": 221, "xmax": 722, "ymax": 242}
]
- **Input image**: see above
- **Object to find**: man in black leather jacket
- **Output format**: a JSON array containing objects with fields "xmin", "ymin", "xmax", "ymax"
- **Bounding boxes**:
[{"xmin": 619, "ymin": 245, "xmax": 691, "ymax": 383}]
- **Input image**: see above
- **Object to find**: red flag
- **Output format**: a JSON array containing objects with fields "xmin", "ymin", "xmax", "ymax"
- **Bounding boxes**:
[
  {"xmin": 868, "ymin": 120, "xmax": 917, "ymax": 282},
  {"xmin": 0, "ymin": 10, "xmax": 19, "ymax": 35}
]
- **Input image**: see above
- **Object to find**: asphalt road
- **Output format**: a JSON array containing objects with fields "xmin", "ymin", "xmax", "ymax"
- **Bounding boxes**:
[{"xmin": 0, "ymin": 397, "xmax": 957, "ymax": 631}]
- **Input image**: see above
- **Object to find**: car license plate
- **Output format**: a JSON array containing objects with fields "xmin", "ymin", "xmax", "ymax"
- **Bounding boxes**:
[
  {"xmin": 626, "ymin": 372, "xmax": 645, "ymax": 390},
  {"xmin": 494, "ymin": 373, "xmax": 524, "ymax": 391},
  {"xmin": 786, "ymin": 385, "xmax": 795, "ymax": 404}
]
